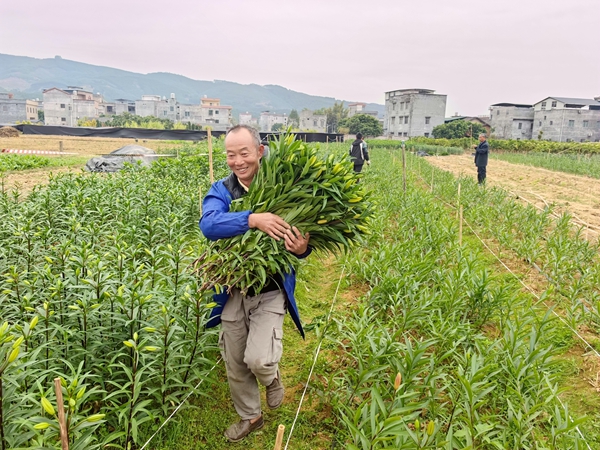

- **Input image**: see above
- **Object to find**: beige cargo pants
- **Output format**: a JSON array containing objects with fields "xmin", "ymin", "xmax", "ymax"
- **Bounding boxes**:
[{"xmin": 219, "ymin": 288, "xmax": 286, "ymax": 419}]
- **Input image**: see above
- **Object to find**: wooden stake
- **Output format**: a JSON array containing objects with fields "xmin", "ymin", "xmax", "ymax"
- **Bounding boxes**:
[
  {"xmin": 459, "ymin": 205, "xmax": 463, "ymax": 246},
  {"xmin": 274, "ymin": 424, "xmax": 285, "ymax": 450},
  {"xmin": 431, "ymin": 166, "xmax": 434, "ymax": 193},
  {"xmin": 59, "ymin": 141, "xmax": 63, "ymax": 154},
  {"xmin": 457, "ymin": 182, "xmax": 461, "ymax": 218},
  {"xmin": 54, "ymin": 378, "xmax": 69, "ymax": 450},
  {"xmin": 208, "ymin": 128, "xmax": 214, "ymax": 184}
]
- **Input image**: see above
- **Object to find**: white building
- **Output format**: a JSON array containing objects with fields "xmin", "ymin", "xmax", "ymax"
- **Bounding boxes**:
[
  {"xmin": 43, "ymin": 87, "xmax": 101, "ymax": 126},
  {"xmin": 384, "ymin": 88, "xmax": 447, "ymax": 138},
  {"xmin": 259, "ymin": 111, "xmax": 288, "ymax": 132},
  {"xmin": 299, "ymin": 110, "xmax": 327, "ymax": 132}
]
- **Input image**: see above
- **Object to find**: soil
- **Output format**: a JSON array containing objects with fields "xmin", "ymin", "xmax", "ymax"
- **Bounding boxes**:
[
  {"xmin": 0, "ymin": 135, "xmax": 185, "ymax": 195},
  {"xmin": 426, "ymin": 153, "xmax": 600, "ymax": 239}
]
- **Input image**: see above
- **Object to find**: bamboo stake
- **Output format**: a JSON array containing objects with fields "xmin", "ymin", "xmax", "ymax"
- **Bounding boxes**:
[
  {"xmin": 59, "ymin": 141, "xmax": 63, "ymax": 155},
  {"xmin": 208, "ymin": 128, "xmax": 214, "ymax": 184},
  {"xmin": 274, "ymin": 424, "xmax": 285, "ymax": 450},
  {"xmin": 459, "ymin": 205, "xmax": 463, "ymax": 246},
  {"xmin": 54, "ymin": 378, "xmax": 69, "ymax": 450},
  {"xmin": 457, "ymin": 182, "xmax": 461, "ymax": 219},
  {"xmin": 431, "ymin": 166, "xmax": 434, "ymax": 193}
]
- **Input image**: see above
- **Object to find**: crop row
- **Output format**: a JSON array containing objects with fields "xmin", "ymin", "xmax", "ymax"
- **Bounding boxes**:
[
  {"xmin": 312, "ymin": 150, "xmax": 598, "ymax": 448},
  {"xmin": 0, "ymin": 144, "xmax": 229, "ymax": 449},
  {"xmin": 409, "ymin": 137, "xmax": 600, "ymax": 154}
]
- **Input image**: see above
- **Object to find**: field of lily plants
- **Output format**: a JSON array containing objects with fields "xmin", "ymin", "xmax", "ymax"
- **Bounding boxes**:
[{"xmin": 1, "ymin": 136, "xmax": 599, "ymax": 449}]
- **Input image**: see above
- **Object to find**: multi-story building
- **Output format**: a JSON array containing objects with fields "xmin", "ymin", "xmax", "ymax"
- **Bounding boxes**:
[
  {"xmin": 532, "ymin": 97, "xmax": 600, "ymax": 142},
  {"xmin": 43, "ymin": 86, "xmax": 101, "ymax": 126},
  {"xmin": 259, "ymin": 111, "xmax": 288, "ymax": 132},
  {"xmin": 239, "ymin": 112, "xmax": 258, "ymax": 126},
  {"xmin": 0, "ymin": 93, "xmax": 38, "ymax": 124},
  {"xmin": 384, "ymin": 88, "xmax": 447, "ymax": 138},
  {"xmin": 347, "ymin": 102, "xmax": 379, "ymax": 119},
  {"xmin": 102, "ymin": 98, "xmax": 136, "ymax": 116},
  {"xmin": 489, "ymin": 103, "xmax": 535, "ymax": 139},
  {"xmin": 490, "ymin": 97, "xmax": 600, "ymax": 142},
  {"xmin": 135, "ymin": 94, "xmax": 232, "ymax": 130},
  {"xmin": 299, "ymin": 110, "xmax": 327, "ymax": 132}
]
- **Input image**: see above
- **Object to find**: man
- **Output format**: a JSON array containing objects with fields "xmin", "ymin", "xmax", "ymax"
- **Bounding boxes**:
[
  {"xmin": 199, "ymin": 124, "xmax": 311, "ymax": 442},
  {"xmin": 474, "ymin": 133, "xmax": 489, "ymax": 184},
  {"xmin": 349, "ymin": 132, "xmax": 370, "ymax": 173}
]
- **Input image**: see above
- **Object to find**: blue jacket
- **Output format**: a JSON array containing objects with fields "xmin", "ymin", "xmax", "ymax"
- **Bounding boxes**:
[{"xmin": 199, "ymin": 175, "xmax": 309, "ymax": 338}]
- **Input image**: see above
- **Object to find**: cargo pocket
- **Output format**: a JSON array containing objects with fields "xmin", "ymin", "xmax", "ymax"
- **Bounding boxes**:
[
  {"xmin": 268, "ymin": 328, "xmax": 284, "ymax": 365},
  {"xmin": 218, "ymin": 330, "xmax": 228, "ymax": 363}
]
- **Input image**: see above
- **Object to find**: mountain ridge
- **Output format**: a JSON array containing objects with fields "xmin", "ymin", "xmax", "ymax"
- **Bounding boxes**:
[{"xmin": 0, "ymin": 53, "xmax": 384, "ymax": 119}]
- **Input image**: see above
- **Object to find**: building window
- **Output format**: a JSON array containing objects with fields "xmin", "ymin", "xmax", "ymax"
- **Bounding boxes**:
[
  {"xmin": 404, "ymin": 116, "xmax": 409, "ymax": 124},
  {"xmin": 518, "ymin": 123, "xmax": 522, "ymax": 129},
  {"xmin": 541, "ymin": 101, "xmax": 546, "ymax": 110},
  {"xmin": 544, "ymin": 116, "xmax": 547, "ymax": 120},
  {"xmin": 61, "ymin": 117, "xmax": 66, "ymax": 121},
  {"xmin": 215, "ymin": 120, "xmax": 219, "ymax": 124},
  {"xmin": 550, "ymin": 120, "xmax": 553, "ymax": 125},
  {"xmin": 531, "ymin": 123, "xmax": 533, "ymax": 130},
  {"xmin": 583, "ymin": 120, "xmax": 589, "ymax": 128},
  {"xmin": 170, "ymin": 106, "xmax": 174, "ymax": 112},
  {"xmin": 389, "ymin": 131, "xmax": 394, "ymax": 136},
  {"xmin": 163, "ymin": 111, "xmax": 167, "ymax": 116},
  {"xmin": 496, "ymin": 110, "xmax": 500, "ymax": 115},
  {"xmin": 400, "ymin": 102, "xmax": 404, "ymax": 110},
  {"xmin": 551, "ymin": 101, "xmax": 557, "ymax": 107},
  {"xmin": 215, "ymin": 110, "xmax": 219, "ymax": 114},
  {"xmin": 185, "ymin": 111, "xmax": 190, "ymax": 117},
  {"xmin": 60, "ymin": 104, "xmax": 65, "ymax": 108},
  {"xmin": 391, "ymin": 117, "xmax": 395, "ymax": 124},
  {"xmin": 538, "ymin": 121, "xmax": 542, "ymax": 126},
  {"xmin": 403, "ymin": 132, "xmax": 408, "ymax": 137},
  {"xmin": 209, "ymin": 110, "xmax": 213, "ymax": 116},
  {"xmin": 597, "ymin": 121, "xmax": 600, "ymax": 129},
  {"xmin": 425, "ymin": 116, "xmax": 431, "ymax": 124},
  {"xmin": 424, "ymin": 132, "xmax": 430, "ymax": 137},
  {"xmin": 568, "ymin": 120, "xmax": 574, "ymax": 127}
]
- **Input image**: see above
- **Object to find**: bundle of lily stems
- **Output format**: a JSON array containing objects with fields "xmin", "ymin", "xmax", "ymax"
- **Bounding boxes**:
[{"xmin": 194, "ymin": 132, "xmax": 373, "ymax": 295}]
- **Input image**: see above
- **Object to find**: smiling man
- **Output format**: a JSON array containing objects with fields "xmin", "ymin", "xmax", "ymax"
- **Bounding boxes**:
[{"xmin": 199, "ymin": 125, "xmax": 311, "ymax": 442}]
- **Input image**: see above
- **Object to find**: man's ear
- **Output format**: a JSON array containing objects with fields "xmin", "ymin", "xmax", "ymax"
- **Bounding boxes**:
[{"xmin": 258, "ymin": 144, "xmax": 265, "ymax": 158}]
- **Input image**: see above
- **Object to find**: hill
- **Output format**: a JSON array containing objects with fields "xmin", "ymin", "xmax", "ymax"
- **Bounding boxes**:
[{"xmin": 0, "ymin": 53, "xmax": 384, "ymax": 118}]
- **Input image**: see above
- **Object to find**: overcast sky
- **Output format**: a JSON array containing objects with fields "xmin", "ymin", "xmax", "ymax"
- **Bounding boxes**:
[{"xmin": 1, "ymin": 0, "xmax": 598, "ymax": 116}]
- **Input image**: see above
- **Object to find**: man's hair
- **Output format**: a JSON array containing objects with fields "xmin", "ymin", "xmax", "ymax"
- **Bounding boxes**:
[
  {"xmin": 356, "ymin": 132, "xmax": 363, "ymax": 140},
  {"xmin": 225, "ymin": 124, "xmax": 261, "ymax": 148},
  {"xmin": 479, "ymin": 133, "xmax": 487, "ymax": 138}
]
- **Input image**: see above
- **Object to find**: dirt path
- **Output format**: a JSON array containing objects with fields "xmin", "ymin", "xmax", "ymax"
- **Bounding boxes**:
[
  {"xmin": 1, "ymin": 166, "xmax": 81, "ymax": 195},
  {"xmin": 427, "ymin": 153, "xmax": 600, "ymax": 237}
]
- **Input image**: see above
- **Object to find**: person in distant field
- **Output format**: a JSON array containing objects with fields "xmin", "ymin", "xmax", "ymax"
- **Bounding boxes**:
[
  {"xmin": 199, "ymin": 125, "xmax": 311, "ymax": 443},
  {"xmin": 474, "ymin": 133, "xmax": 489, "ymax": 184},
  {"xmin": 349, "ymin": 132, "xmax": 370, "ymax": 173}
]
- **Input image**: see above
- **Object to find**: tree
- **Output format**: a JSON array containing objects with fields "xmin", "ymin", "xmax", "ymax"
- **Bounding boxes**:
[
  {"xmin": 289, "ymin": 109, "xmax": 299, "ymax": 127},
  {"xmin": 37, "ymin": 110, "xmax": 44, "ymax": 122},
  {"xmin": 338, "ymin": 114, "xmax": 383, "ymax": 137},
  {"xmin": 432, "ymin": 120, "xmax": 486, "ymax": 139},
  {"xmin": 271, "ymin": 123, "xmax": 285, "ymax": 132},
  {"xmin": 315, "ymin": 101, "xmax": 348, "ymax": 133}
]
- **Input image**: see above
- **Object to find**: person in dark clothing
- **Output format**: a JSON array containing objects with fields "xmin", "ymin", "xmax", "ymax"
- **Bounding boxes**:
[
  {"xmin": 474, "ymin": 133, "xmax": 489, "ymax": 184},
  {"xmin": 349, "ymin": 132, "xmax": 370, "ymax": 173}
]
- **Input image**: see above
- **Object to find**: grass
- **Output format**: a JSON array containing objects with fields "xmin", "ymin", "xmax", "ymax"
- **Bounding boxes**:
[
  {"xmin": 151, "ymin": 255, "xmax": 351, "ymax": 449},
  {"xmin": 491, "ymin": 151, "xmax": 600, "ymax": 179}
]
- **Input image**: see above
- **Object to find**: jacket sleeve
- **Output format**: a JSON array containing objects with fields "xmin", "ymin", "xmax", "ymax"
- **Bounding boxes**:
[
  {"xmin": 199, "ymin": 184, "xmax": 252, "ymax": 241},
  {"xmin": 476, "ymin": 142, "xmax": 489, "ymax": 155},
  {"xmin": 362, "ymin": 142, "xmax": 370, "ymax": 161}
]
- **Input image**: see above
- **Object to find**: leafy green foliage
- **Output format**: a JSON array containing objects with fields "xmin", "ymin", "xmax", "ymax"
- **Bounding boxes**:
[
  {"xmin": 432, "ymin": 120, "xmax": 487, "ymax": 139},
  {"xmin": 339, "ymin": 114, "xmax": 383, "ymax": 137},
  {"xmin": 194, "ymin": 132, "xmax": 373, "ymax": 295},
  {"xmin": 0, "ymin": 154, "xmax": 51, "ymax": 172},
  {"xmin": 314, "ymin": 101, "xmax": 348, "ymax": 133}
]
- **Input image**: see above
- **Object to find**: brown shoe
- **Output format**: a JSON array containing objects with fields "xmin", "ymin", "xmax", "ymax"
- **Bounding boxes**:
[
  {"xmin": 266, "ymin": 370, "xmax": 284, "ymax": 409},
  {"xmin": 224, "ymin": 415, "xmax": 264, "ymax": 442}
]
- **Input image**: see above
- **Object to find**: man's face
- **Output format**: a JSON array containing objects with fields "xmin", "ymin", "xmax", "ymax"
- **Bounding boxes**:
[
  {"xmin": 225, "ymin": 129, "xmax": 264, "ymax": 186},
  {"xmin": 479, "ymin": 135, "xmax": 486, "ymax": 143}
]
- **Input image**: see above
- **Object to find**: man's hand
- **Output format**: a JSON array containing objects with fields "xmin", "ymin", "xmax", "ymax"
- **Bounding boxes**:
[
  {"xmin": 366, "ymin": 160, "xmax": 371, "ymax": 166},
  {"xmin": 248, "ymin": 213, "xmax": 290, "ymax": 240},
  {"xmin": 284, "ymin": 226, "xmax": 310, "ymax": 255}
]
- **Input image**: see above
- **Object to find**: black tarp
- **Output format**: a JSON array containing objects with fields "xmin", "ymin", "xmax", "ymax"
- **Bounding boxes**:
[{"xmin": 14, "ymin": 125, "xmax": 344, "ymax": 143}]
